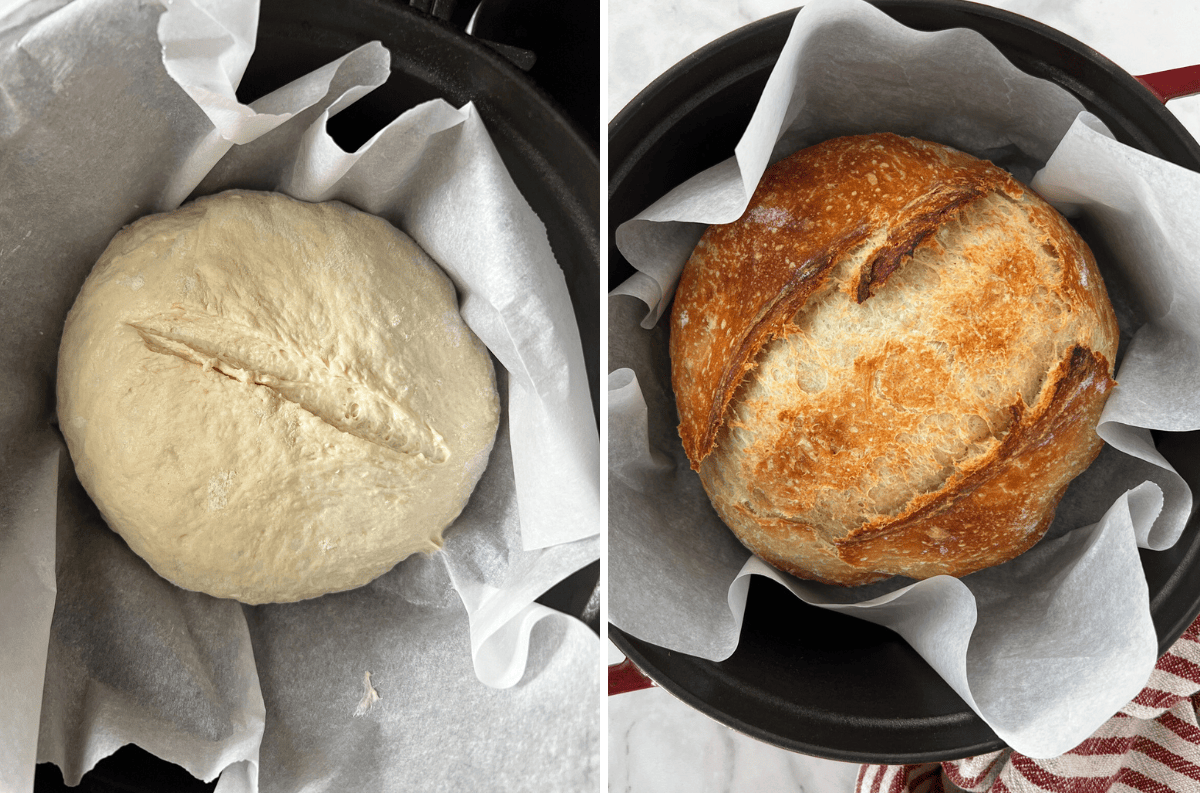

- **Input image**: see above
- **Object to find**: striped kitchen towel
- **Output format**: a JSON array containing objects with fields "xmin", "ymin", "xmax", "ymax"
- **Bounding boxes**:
[{"xmin": 857, "ymin": 616, "xmax": 1200, "ymax": 792}]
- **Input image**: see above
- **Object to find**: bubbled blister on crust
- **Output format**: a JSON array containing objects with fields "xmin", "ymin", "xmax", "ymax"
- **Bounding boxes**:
[{"xmin": 669, "ymin": 134, "xmax": 1119, "ymax": 585}]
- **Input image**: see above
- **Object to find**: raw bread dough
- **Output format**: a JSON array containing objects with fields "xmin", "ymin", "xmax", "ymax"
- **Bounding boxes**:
[{"xmin": 57, "ymin": 190, "xmax": 500, "ymax": 604}]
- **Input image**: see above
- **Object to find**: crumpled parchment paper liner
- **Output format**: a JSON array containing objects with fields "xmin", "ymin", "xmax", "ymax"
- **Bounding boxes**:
[
  {"xmin": 609, "ymin": 0, "xmax": 1198, "ymax": 758},
  {"xmin": 0, "ymin": 445, "xmax": 59, "ymax": 791},
  {"xmin": 36, "ymin": 444, "xmax": 266, "ymax": 787},
  {"xmin": 158, "ymin": 0, "xmax": 286, "ymax": 145},
  {"xmin": 0, "ymin": 0, "xmax": 598, "ymax": 790}
]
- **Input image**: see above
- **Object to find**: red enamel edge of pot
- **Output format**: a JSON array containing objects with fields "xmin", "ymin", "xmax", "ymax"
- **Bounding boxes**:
[{"xmin": 1138, "ymin": 65, "xmax": 1200, "ymax": 103}]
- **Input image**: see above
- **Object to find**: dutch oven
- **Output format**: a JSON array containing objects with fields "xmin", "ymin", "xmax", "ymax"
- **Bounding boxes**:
[
  {"xmin": 608, "ymin": 0, "xmax": 1200, "ymax": 763},
  {"xmin": 32, "ymin": 0, "xmax": 599, "ymax": 790}
]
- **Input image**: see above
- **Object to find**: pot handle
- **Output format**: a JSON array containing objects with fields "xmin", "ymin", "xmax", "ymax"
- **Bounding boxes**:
[
  {"xmin": 610, "ymin": 657, "xmax": 657, "ymax": 695},
  {"xmin": 1136, "ymin": 65, "xmax": 1200, "ymax": 103}
]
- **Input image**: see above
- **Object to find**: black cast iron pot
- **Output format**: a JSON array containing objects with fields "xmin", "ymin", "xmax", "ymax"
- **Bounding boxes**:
[
  {"xmin": 609, "ymin": 0, "xmax": 1200, "ymax": 764},
  {"xmin": 34, "ymin": 0, "xmax": 598, "ymax": 790}
]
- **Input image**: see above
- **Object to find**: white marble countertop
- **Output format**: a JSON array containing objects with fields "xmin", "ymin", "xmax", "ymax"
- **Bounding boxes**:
[{"xmin": 607, "ymin": 2, "xmax": 1200, "ymax": 791}]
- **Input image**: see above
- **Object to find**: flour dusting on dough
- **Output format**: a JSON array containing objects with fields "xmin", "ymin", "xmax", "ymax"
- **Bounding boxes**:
[
  {"xmin": 207, "ymin": 471, "xmax": 235, "ymax": 511},
  {"xmin": 441, "ymin": 310, "xmax": 465, "ymax": 346},
  {"xmin": 117, "ymin": 273, "xmax": 145, "ymax": 291},
  {"xmin": 748, "ymin": 205, "xmax": 791, "ymax": 227}
]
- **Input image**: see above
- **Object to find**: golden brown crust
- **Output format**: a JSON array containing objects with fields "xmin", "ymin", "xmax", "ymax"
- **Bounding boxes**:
[
  {"xmin": 671, "ymin": 133, "xmax": 1119, "ymax": 585},
  {"xmin": 830, "ymin": 345, "xmax": 1113, "ymax": 579},
  {"xmin": 670, "ymin": 133, "xmax": 1024, "ymax": 467}
]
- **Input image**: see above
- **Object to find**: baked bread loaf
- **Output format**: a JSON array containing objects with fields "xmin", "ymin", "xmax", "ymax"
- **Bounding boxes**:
[
  {"xmin": 670, "ymin": 133, "xmax": 1118, "ymax": 586},
  {"xmin": 58, "ymin": 190, "xmax": 500, "ymax": 603}
]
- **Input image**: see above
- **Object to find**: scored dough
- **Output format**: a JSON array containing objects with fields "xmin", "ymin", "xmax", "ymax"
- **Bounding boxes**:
[{"xmin": 57, "ymin": 190, "xmax": 500, "ymax": 604}]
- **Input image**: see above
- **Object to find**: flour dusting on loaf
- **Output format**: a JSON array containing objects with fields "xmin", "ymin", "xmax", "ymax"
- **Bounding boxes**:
[
  {"xmin": 670, "ymin": 134, "xmax": 1118, "ymax": 586},
  {"xmin": 58, "ymin": 190, "xmax": 500, "ymax": 603}
]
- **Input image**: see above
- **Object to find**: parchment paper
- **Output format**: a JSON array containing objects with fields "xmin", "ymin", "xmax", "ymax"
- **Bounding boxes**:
[
  {"xmin": 0, "ymin": 0, "xmax": 600, "ymax": 791},
  {"xmin": 609, "ymin": 0, "xmax": 1199, "ymax": 759}
]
